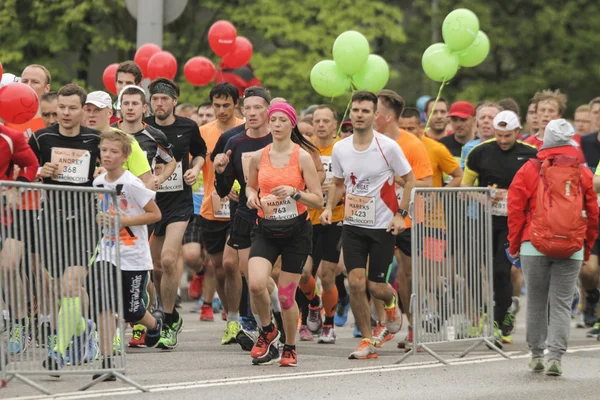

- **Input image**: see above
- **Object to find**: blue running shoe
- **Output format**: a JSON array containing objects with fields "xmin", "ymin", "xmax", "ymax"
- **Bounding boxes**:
[
  {"xmin": 9, "ymin": 323, "xmax": 28, "ymax": 355},
  {"xmin": 353, "ymin": 323, "xmax": 362, "ymax": 338},
  {"xmin": 43, "ymin": 350, "xmax": 65, "ymax": 376},
  {"xmin": 334, "ymin": 296, "xmax": 350, "ymax": 327},
  {"xmin": 70, "ymin": 319, "xmax": 98, "ymax": 365},
  {"xmin": 212, "ymin": 297, "xmax": 223, "ymax": 313}
]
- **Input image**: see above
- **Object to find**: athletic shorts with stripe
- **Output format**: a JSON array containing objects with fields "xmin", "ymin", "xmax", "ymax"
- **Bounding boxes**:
[{"xmin": 342, "ymin": 225, "xmax": 395, "ymax": 283}]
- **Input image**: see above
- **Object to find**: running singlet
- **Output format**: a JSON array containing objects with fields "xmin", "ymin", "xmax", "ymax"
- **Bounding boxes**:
[
  {"xmin": 199, "ymin": 118, "xmax": 244, "ymax": 221},
  {"xmin": 332, "ymin": 132, "xmax": 411, "ymax": 229},
  {"xmin": 145, "ymin": 116, "xmax": 207, "ymax": 212},
  {"xmin": 395, "ymin": 130, "xmax": 433, "ymax": 228},
  {"xmin": 463, "ymin": 138, "xmax": 537, "ymax": 217},
  {"xmin": 123, "ymin": 138, "xmax": 151, "ymax": 177},
  {"xmin": 28, "ymin": 124, "xmax": 101, "ymax": 186},
  {"xmin": 216, "ymin": 130, "xmax": 273, "ymax": 223},
  {"xmin": 112, "ymin": 122, "xmax": 174, "ymax": 173},
  {"xmin": 94, "ymin": 170, "xmax": 154, "ymax": 271},
  {"xmin": 257, "ymin": 144, "xmax": 307, "ymax": 220},
  {"xmin": 308, "ymin": 139, "xmax": 344, "ymax": 225}
]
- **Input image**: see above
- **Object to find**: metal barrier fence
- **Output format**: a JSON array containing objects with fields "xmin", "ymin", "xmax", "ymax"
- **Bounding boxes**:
[
  {"xmin": 395, "ymin": 187, "xmax": 510, "ymax": 365},
  {"xmin": 0, "ymin": 181, "xmax": 146, "ymax": 394}
]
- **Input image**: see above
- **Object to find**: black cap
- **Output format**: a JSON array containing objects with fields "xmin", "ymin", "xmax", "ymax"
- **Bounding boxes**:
[{"xmin": 243, "ymin": 86, "xmax": 271, "ymax": 105}]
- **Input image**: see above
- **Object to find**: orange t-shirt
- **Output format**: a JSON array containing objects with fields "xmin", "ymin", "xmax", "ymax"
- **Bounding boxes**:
[
  {"xmin": 395, "ymin": 130, "xmax": 433, "ymax": 228},
  {"xmin": 6, "ymin": 116, "xmax": 46, "ymax": 210},
  {"xmin": 199, "ymin": 118, "xmax": 244, "ymax": 221},
  {"xmin": 308, "ymin": 138, "xmax": 344, "ymax": 225},
  {"xmin": 422, "ymin": 136, "xmax": 459, "ymax": 188}
]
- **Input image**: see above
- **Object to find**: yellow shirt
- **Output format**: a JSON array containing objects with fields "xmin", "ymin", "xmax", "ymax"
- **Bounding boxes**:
[{"xmin": 309, "ymin": 138, "xmax": 344, "ymax": 225}]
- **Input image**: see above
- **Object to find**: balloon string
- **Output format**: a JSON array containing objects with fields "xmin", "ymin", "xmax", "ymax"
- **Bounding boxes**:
[
  {"xmin": 423, "ymin": 79, "xmax": 447, "ymax": 135},
  {"xmin": 337, "ymin": 96, "xmax": 353, "ymax": 137}
]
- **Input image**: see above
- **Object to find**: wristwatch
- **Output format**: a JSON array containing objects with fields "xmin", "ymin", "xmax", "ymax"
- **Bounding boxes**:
[
  {"xmin": 292, "ymin": 189, "xmax": 302, "ymax": 201},
  {"xmin": 397, "ymin": 208, "xmax": 408, "ymax": 218}
]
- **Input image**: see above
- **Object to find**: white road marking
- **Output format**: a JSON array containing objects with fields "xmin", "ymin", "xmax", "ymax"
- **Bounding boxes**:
[{"xmin": 7, "ymin": 345, "xmax": 600, "ymax": 400}]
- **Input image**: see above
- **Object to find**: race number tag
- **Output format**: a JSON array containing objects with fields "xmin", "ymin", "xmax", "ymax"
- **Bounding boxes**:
[
  {"xmin": 50, "ymin": 147, "xmax": 91, "ymax": 183},
  {"xmin": 211, "ymin": 190, "xmax": 230, "ymax": 219},
  {"xmin": 344, "ymin": 193, "xmax": 375, "ymax": 226},
  {"xmin": 241, "ymin": 152, "xmax": 254, "ymax": 183},
  {"xmin": 491, "ymin": 189, "xmax": 508, "ymax": 216},
  {"xmin": 158, "ymin": 162, "xmax": 183, "ymax": 192},
  {"xmin": 260, "ymin": 194, "xmax": 299, "ymax": 220}
]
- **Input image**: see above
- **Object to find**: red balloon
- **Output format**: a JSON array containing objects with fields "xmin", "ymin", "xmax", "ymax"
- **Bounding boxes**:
[
  {"xmin": 102, "ymin": 63, "xmax": 119, "ymax": 95},
  {"xmin": 184, "ymin": 57, "xmax": 216, "ymax": 86},
  {"xmin": 147, "ymin": 51, "xmax": 178, "ymax": 81},
  {"xmin": 0, "ymin": 83, "xmax": 40, "ymax": 124},
  {"xmin": 208, "ymin": 20, "xmax": 237, "ymax": 56},
  {"xmin": 221, "ymin": 37, "xmax": 253, "ymax": 69},
  {"xmin": 134, "ymin": 43, "xmax": 161, "ymax": 77}
]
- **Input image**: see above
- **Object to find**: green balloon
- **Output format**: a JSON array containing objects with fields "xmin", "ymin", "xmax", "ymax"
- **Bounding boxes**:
[
  {"xmin": 310, "ymin": 60, "xmax": 351, "ymax": 97},
  {"xmin": 351, "ymin": 54, "xmax": 390, "ymax": 93},
  {"xmin": 421, "ymin": 43, "xmax": 459, "ymax": 82},
  {"xmin": 442, "ymin": 8, "xmax": 480, "ymax": 51},
  {"xmin": 457, "ymin": 30, "xmax": 490, "ymax": 67},
  {"xmin": 332, "ymin": 30, "xmax": 370, "ymax": 76}
]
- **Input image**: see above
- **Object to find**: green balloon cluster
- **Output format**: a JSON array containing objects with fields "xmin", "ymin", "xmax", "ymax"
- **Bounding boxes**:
[
  {"xmin": 310, "ymin": 30, "xmax": 390, "ymax": 97},
  {"xmin": 422, "ymin": 8, "xmax": 490, "ymax": 82}
]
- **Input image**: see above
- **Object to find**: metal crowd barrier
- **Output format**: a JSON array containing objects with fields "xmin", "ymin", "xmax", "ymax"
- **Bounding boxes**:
[
  {"xmin": 395, "ymin": 187, "xmax": 510, "ymax": 365},
  {"xmin": 0, "ymin": 181, "xmax": 146, "ymax": 394}
]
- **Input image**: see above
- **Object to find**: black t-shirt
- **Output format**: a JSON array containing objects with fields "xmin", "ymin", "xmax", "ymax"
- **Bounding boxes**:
[
  {"xmin": 211, "ymin": 124, "xmax": 246, "ymax": 162},
  {"xmin": 144, "ymin": 116, "xmax": 207, "ymax": 212},
  {"xmin": 439, "ymin": 134, "xmax": 465, "ymax": 159},
  {"xmin": 112, "ymin": 122, "xmax": 174, "ymax": 170},
  {"xmin": 466, "ymin": 139, "xmax": 538, "ymax": 189},
  {"xmin": 29, "ymin": 124, "xmax": 101, "ymax": 187},
  {"xmin": 216, "ymin": 131, "xmax": 273, "ymax": 222},
  {"xmin": 580, "ymin": 131, "xmax": 600, "ymax": 173}
]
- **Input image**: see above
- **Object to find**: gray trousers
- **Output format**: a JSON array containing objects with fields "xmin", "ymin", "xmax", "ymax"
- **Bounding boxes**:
[{"xmin": 521, "ymin": 255, "xmax": 581, "ymax": 361}]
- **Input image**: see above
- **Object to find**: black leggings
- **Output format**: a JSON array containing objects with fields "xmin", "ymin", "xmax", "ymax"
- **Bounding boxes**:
[{"xmin": 492, "ymin": 220, "xmax": 512, "ymax": 326}]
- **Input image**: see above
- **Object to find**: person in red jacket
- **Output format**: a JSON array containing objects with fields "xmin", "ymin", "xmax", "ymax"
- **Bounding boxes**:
[{"xmin": 507, "ymin": 119, "xmax": 599, "ymax": 377}]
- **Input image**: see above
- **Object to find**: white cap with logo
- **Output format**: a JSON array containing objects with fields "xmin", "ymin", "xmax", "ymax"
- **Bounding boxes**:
[
  {"xmin": 493, "ymin": 110, "xmax": 522, "ymax": 131},
  {"xmin": 85, "ymin": 91, "xmax": 113, "ymax": 109}
]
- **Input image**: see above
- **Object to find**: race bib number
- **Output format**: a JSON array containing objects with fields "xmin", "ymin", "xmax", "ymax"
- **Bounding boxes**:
[
  {"xmin": 344, "ymin": 193, "xmax": 375, "ymax": 226},
  {"xmin": 158, "ymin": 162, "xmax": 183, "ymax": 192},
  {"xmin": 491, "ymin": 189, "xmax": 508, "ymax": 216},
  {"xmin": 261, "ymin": 195, "xmax": 299, "ymax": 220},
  {"xmin": 241, "ymin": 152, "xmax": 254, "ymax": 183},
  {"xmin": 51, "ymin": 147, "xmax": 91, "ymax": 183},
  {"xmin": 211, "ymin": 190, "xmax": 230, "ymax": 219}
]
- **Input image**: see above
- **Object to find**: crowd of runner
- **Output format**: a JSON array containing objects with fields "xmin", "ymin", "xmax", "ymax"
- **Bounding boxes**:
[{"xmin": 1, "ymin": 61, "xmax": 600, "ymax": 377}]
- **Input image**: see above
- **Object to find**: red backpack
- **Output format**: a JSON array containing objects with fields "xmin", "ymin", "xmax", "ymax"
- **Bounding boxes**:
[{"xmin": 529, "ymin": 155, "xmax": 587, "ymax": 258}]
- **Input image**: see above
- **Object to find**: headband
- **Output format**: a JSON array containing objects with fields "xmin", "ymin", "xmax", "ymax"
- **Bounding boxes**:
[
  {"xmin": 149, "ymin": 81, "xmax": 178, "ymax": 100},
  {"xmin": 117, "ymin": 85, "xmax": 146, "ymax": 110},
  {"xmin": 268, "ymin": 102, "xmax": 297, "ymax": 127}
]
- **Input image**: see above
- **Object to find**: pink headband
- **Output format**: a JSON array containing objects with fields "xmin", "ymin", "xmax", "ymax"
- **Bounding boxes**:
[{"xmin": 268, "ymin": 102, "xmax": 297, "ymax": 127}]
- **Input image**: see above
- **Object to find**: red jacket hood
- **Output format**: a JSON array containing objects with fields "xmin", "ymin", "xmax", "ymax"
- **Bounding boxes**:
[{"xmin": 536, "ymin": 145, "xmax": 582, "ymax": 160}]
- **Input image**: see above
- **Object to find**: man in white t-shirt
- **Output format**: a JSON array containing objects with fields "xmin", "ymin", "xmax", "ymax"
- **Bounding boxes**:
[
  {"xmin": 92, "ymin": 130, "xmax": 164, "ymax": 380},
  {"xmin": 320, "ymin": 91, "xmax": 416, "ymax": 360}
]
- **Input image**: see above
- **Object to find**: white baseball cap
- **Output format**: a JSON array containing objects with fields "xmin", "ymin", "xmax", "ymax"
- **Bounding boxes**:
[
  {"xmin": 0, "ymin": 73, "xmax": 21, "ymax": 88},
  {"xmin": 85, "ymin": 91, "xmax": 113, "ymax": 109},
  {"xmin": 493, "ymin": 110, "xmax": 522, "ymax": 131}
]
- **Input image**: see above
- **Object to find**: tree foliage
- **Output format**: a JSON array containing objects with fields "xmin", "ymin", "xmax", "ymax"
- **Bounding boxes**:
[{"xmin": 2, "ymin": 0, "xmax": 600, "ymax": 116}]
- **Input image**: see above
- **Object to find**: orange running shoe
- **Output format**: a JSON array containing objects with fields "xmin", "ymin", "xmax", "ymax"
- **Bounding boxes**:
[
  {"xmin": 348, "ymin": 338, "xmax": 378, "ymax": 359},
  {"xmin": 200, "ymin": 304, "xmax": 214, "ymax": 321},
  {"xmin": 188, "ymin": 273, "xmax": 204, "ymax": 300},
  {"xmin": 372, "ymin": 324, "xmax": 393, "ymax": 348},
  {"xmin": 280, "ymin": 346, "xmax": 297, "ymax": 367},
  {"xmin": 250, "ymin": 327, "xmax": 280, "ymax": 359}
]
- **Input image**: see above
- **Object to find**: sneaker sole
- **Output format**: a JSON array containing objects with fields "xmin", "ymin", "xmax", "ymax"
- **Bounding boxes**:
[
  {"xmin": 348, "ymin": 353, "xmax": 378, "ymax": 360},
  {"xmin": 545, "ymin": 370, "xmax": 562, "ymax": 376},
  {"xmin": 280, "ymin": 361, "xmax": 297, "ymax": 367},
  {"xmin": 317, "ymin": 338, "xmax": 336, "ymax": 344},
  {"xmin": 236, "ymin": 334, "xmax": 255, "ymax": 352}
]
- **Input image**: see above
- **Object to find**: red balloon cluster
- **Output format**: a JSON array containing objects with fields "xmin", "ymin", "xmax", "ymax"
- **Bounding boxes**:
[
  {"xmin": 134, "ymin": 43, "xmax": 161, "ymax": 77},
  {"xmin": 0, "ymin": 83, "xmax": 40, "ymax": 124},
  {"xmin": 184, "ymin": 57, "xmax": 216, "ymax": 86},
  {"xmin": 147, "ymin": 51, "xmax": 178, "ymax": 80},
  {"xmin": 208, "ymin": 21, "xmax": 254, "ymax": 70},
  {"xmin": 102, "ymin": 63, "xmax": 119, "ymax": 95}
]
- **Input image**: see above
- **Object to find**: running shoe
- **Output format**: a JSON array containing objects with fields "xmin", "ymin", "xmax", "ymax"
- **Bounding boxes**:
[
  {"xmin": 43, "ymin": 349, "xmax": 65, "ymax": 376},
  {"xmin": 252, "ymin": 341, "xmax": 281, "ymax": 365},
  {"xmin": 200, "ymin": 304, "xmax": 214, "ymax": 321},
  {"xmin": 384, "ymin": 295, "xmax": 403, "ymax": 334},
  {"xmin": 372, "ymin": 324, "xmax": 393, "ymax": 348},
  {"xmin": 280, "ymin": 345, "xmax": 297, "ymax": 367},
  {"xmin": 545, "ymin": 360, "xmax": 562, "ymax": 376},
  {"xmin": 318, "ymin": 324, "xmax": 336, "ymax": 344},
  {"xmin": 212, "ymin": 297, "xmax": 223, "ymax": 313},
  {"xmin": 586, "ymin": 322, "xmax": 600, "ymax": 338},
  {"xmin": 493, "ymin": 321, "xmax": 503, "ymax": 350},
  {"xmin": 237, "ymin": 317, "xmax": 259, "ymax": 351},
  {"xmin": 529, "ymin": 358, "xmax": 545, "ymax": 373},
  {"xmin": 307, "ymin": 305, "xmax": 322, "ymax": 333},
  {"xmin": 353, "ymin": 323, "xmax": 362, "ymax": 338},
  {"xmin": 157, "ymin": 315, "xmax": 184, "ymax": 350},
  {"xmin": 299, "ymin": 325, "xmax": 313, "ymax": 341},
  {"xmin": 583, "ymin": 289, "xmax": 599, "ymax": 327},
  {"xmin": 508, "ymin": 296, "xmax": 521, "ymax": 316},
  {"xmin": 9, "ymin": 323, "xmax": 28, "ymax": 355},
  {"xmin": 113, "ymin": 328, "xmax": 122, "ymax": 354},
  {"xmin": 334, "ymin": 295, "xmax": 350, "ymax": 327},
  {"xmin": 501, "ymin": 312, "xmax": 516, "ymax": 337},
  {"xmin": 221, "ymin": 310, "xmax": 227, "ymax": 321},
  {"xmin": 221, "ymin": 321, "xmax": 240, "ymax": 345},
  {"xmin": 144, "ymin": 310, "xmax": 164, "ymax": 348},
  {"xmin": 251, "ymin": 327, "xmax": 280, "ymax": 359},
  {"xmin": 70, "ymin": 320, "xmax": 99, "ymax": 365},
  {"xmin": 190, "ymin": 298, "xmax": 203, "ymax": 313},
  {"xmin": 348, "ymin": 339, "xmax": 377, "ymax": 360},
  {"xmin": 188, "ymin": 273, "xmax": 204, "ymax": 300},
  {"xmin": 128, "ymin": 324, "xmax": 147, "ymax": 348},
  {"xmin": 92, "ymin": 357, "xmax": 117, "ymax": 382}
]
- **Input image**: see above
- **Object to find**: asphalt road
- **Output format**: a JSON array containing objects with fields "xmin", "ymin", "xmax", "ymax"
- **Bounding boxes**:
[{"xmin": 2, "ymin": 300, "xmax": 600, "ymax": 400}]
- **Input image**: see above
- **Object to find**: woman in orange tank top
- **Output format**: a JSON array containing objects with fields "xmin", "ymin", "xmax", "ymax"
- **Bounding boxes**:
[{"xmin": 245, "ymin": 102, "xmax": 322, "ymax": 367}]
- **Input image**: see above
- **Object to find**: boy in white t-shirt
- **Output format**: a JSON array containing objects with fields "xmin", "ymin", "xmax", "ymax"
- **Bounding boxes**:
[{"xmin": 91, "ymin": 129, "xmax": 163, "ymax": 381}]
